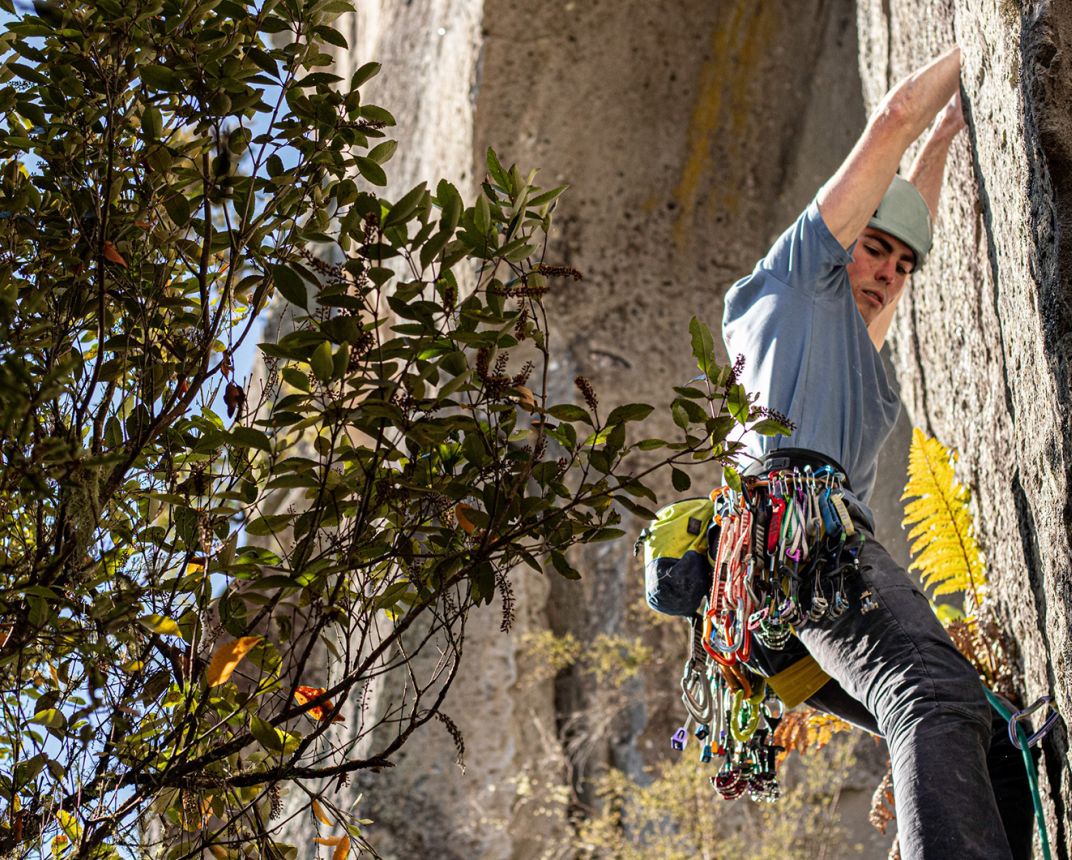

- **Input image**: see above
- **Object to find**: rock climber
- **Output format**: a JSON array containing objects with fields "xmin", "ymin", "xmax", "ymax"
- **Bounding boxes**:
[{"xmin": 721, "ymin": 46, "xmax": 1031, "ymax": 859}]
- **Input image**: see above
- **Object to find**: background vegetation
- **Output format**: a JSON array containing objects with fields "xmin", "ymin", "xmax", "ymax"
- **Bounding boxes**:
[{"xmin": 0, "ymin": 1, "xmax": 785, "ymax": 856}]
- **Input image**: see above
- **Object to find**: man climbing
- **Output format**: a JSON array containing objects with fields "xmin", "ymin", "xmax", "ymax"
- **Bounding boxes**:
[{"xmin": 722, "ymin": 46, "xmax": 1029, "ymax": 858}]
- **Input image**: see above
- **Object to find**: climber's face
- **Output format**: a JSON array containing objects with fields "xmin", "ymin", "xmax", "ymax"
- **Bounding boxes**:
[{"xmin": 846, "ymin": 227, "xmax": 915, "ymax": 327}]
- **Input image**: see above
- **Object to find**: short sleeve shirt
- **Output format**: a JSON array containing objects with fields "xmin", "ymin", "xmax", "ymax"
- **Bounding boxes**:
[{"xmin": 721, "ymin": 199, "xmax": 901, "ymax": 527}]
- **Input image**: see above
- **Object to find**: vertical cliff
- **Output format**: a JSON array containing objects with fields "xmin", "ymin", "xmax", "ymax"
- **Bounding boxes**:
[
  {"xmin": 858, "ymin": 0, "xmax": 1072, "ymax": 853},
  {"xmin": 262, "ymin": 1, "xmax": 1039, "ymax": 856}
]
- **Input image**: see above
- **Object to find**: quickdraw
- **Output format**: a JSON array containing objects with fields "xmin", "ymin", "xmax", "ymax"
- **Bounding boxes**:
[
  {"xmin": 707, "ymin": 466, "xmax": 865, "ymax": 659},
  {"xmin": 675, "ymin": 650, "xmax": 783, "ymax": 803}
]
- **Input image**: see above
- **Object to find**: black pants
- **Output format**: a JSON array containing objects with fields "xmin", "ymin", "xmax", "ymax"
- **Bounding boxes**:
[{"xmin": 748, "ymin": 526, "xmax": 1033, "ymax": 858}]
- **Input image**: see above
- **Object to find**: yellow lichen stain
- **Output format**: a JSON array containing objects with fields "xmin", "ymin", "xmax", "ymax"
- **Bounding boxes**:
[{"xmin": 671, "ymin": 0, "xmax": 779, "ymax": 250}]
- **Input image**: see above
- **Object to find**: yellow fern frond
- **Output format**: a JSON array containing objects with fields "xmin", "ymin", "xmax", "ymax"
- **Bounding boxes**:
[{"xmin": 901, "ymin": 428, "xmax": 987, "ymax": 611}]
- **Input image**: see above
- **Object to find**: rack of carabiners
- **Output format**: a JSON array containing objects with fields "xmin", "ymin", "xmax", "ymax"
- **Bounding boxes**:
[{"xmin": 671, "ymin": 465, "xmax": 866, "ymax": 802}]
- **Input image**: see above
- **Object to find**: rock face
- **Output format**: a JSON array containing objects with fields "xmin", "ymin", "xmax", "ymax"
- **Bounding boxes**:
[
  {"xmin": 857, "ymin": 1, "xmax": 1072, "ymax": 853},
  {"xmin": 275, "ymin": 0, "xmax": 1072, "ymax": 856}
]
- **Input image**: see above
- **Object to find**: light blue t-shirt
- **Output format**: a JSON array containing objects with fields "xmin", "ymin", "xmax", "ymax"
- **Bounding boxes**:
[{"xmin": 721, "ymin": 199, "xmax": 901, "ymax": 527}]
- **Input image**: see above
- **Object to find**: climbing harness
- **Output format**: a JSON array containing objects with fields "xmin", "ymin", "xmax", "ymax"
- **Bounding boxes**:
[{"xmin": 640, "ymin": 465, "xmax": 866, "ymax": 803}]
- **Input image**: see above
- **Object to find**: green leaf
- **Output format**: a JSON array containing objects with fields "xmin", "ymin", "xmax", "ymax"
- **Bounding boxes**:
[
  {"xmin": 606, "ymin": 403, "xmax": 653, "ymax": 425},
  {"xmin": 548, "ymin": 404, "xmax": 591, "ymax": 424},
  {"xmin": 382, "ymin": 182, "xmax": 427, "ymax": 229},
  {"xmin": 689, "ymin": 316, "xmax": 717, "ymax": 378},
  {"xmin": 723, "ymin": 463, "xmax": 742, "ymax": 493},
  {"xmin": 549, "ymin": 550, "xmax": 581, "ymax": 580},
  {"xmin": 140, "ymin": 63, "xmax": 180, "ymax": 90},
  {"xmin": 486, "ymin": 147, "xmax": 509, "ymax": 191},
  {"xmin": 356, "ymin": 156, "xmax": 387, "ymax": 187},
  {"xmin": 142, "ymin": 106, "xmax": 162, "ymax": 139},
  {"xmin": 727, "ymin": 383, "xmax": 750, "ymax": 424},
  {"xmin": 350, "ymin": 61, "xmax": 381, "ymax": 89},
  {"xmin": 230, "ymin": 426, "xmax": 272, "ymax": 452},
  {"xmin": 163, "ymin": 193, "xmax": 191, "ymax": 227},
  {"xmin": 474, "ymin": 195, "xmax": 491, "ymax": 234},
  {"xmin": 615, "ymin": 495, "xmax": 658, "ymax": 520},
  {"xmin": 272, "ymin": 264, "xmax": 309, "ymax": 310},
  {"xmin": 139, "ymin": 614, "xmax": 181, "ymax": 636},
  {"xmin": 671, "ymin": 467, "xmax": 691, "ymax": 492},
  {"xmin": 250, "ymin": 715, "xmax": 284, "ymax": 753},
  {"xmin": 310, "ymin": 340, "xmax": 334, "ymax": 382},
  {"xmin": 671, "ymin": 401, "xmax": 689, "ymax": 430},
  {"xmin": 30, "ymin": 709, "xmax": 67, "ymax": 730},
  {"xmin": 526, "ymin": 184, "xmax": 568, "ymax": 209},
  {"xmin": 367, "ymin": 139, "xmax": 397, "ymax": 164},
  {"xmin": 437, "ymin": 180, "xmax": 462, "ymax": 232},
  {"xmin": 750, "ymin": 417, "xmax": 792, "ymax": 437},
  {"xmin": 588, "ymin": 527, "xmax": 626, "ymax": 542}
]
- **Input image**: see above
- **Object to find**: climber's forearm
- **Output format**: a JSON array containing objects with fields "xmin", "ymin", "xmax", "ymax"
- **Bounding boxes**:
[
  {"xmin": 906, "ymin": 91, "xmax": 967, "ymax": 220},
  {"xmin": 818, "ymin": 46, "xmax": 962, "ymax": 249}
]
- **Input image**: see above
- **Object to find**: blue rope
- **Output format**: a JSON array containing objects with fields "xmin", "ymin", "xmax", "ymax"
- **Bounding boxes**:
[{"xmin": 985, "ymin": 688, "xmax": 1054, "ymax": 860}]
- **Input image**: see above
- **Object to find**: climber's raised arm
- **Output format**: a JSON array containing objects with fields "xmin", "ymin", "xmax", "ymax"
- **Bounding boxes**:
[
  {"xmin": 864, "ymin": 90, "xmax": 968, "ymax": 347},
  {"xmin": 817, "ymin": 45, "xmax": 962, "ymax": 249},
  {"xmin": 904, "ymin": 90, "xmax": 968, "ymax": 222}
]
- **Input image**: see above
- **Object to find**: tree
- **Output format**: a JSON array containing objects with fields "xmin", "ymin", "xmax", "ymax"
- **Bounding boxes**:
[{"xmin": 0, "ymin": 1, "xmax": 781, "ymax": 856}]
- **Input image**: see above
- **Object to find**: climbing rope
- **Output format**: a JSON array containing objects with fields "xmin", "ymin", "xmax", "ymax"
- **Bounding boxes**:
[{"xmin": 985, "ymin": 688, "xmax": 1061, "ymax": 860}]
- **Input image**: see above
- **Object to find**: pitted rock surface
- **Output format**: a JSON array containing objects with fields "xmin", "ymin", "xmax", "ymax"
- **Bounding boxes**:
[{"xmin": 858, "ymin": 0, "xmax": 1072, "ymax": 850}]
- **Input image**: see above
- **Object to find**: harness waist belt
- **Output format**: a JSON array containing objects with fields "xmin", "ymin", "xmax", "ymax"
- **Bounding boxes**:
[{"xmin": 741, "ymin": 447, "xmax": 852, "ymax": 493}]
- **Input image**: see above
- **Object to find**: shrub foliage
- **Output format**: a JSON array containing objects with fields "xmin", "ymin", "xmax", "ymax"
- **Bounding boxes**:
[{"xmin": 0, "ymin": 1, "xmax": 777, "ymax": 856}]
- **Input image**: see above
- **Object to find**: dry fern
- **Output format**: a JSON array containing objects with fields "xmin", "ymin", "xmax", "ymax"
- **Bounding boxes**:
[
  {"xmin": 901, "ymin": 428, "xmax": 987, "ymax": 610},
  {"xmin": 772, "ymin": 707, "xmax": 855, "ymax": 765},
  {"xmin": 868, "ymin": 763, "xmax": 896, "ymax": 835}
]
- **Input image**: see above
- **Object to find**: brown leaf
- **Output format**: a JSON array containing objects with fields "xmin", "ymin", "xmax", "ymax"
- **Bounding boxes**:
[
  {"xmin": 205, "ymin": 636, "xmax": 262, "ymax": 687},
  {"xmin": 102, "ymin": 241, "xmax": 127, "ymax": 267},
  {"xmin": 220, "ymin": 351, "xmax": 233, "ymax": 378},
  {"xmin": 514, "ymin": 385, "xmax": 537, "ymax": 412},
  {"xmin": 224, "ymin": 381, "xmax": 245, "ymax": 418}
]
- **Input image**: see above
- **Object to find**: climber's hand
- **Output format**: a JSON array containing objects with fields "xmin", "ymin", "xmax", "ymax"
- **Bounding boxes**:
[{"xmin": 936, "ymin": 90, "xmax": 967, "ymax": 138}]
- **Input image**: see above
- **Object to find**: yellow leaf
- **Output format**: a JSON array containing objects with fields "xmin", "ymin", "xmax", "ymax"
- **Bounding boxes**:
[
  {"xmin": 139, "ymin": 614, "xmax": 181, "ymax": 636},
  {"xmin": 900, "ymin": 428, "xmax": 987, "ymax": 611},
  {"xmin": 102, "ymin": 240, "xmax": 128, "ymax": 267},
  {"xmin": 205, "ymin": 636, "xmax": 262, "ymax": 687},
  {"xmin": 311, "ymin": 798, "xmax": 333, "ymax": 826}
]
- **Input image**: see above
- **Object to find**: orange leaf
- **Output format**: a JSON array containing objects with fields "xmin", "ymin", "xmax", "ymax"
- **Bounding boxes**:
[
  {"xmin": 294, "ymin": 685, "xmax": 345, "ymax": 722},
  {"xmin": 102, "ymin": 241, "xmax": 127, "ymax": 267},
  {"xmin": 311, "ymin": 797, "xmax": 332, "ymax": 826},
  {"xmin": 315, "ymin": 836, "xmax": 344, "ymax": 847},
  {"xmin": 334, "ymin": 837, "xmax": 350, "ymax": 860},
  {"xmin": 455, "ymin": 504, "xmax": 477, "ymax": 535},
  {"xmin": 205, "ymin": 636, "xmax": 262, "ymax": 687}
]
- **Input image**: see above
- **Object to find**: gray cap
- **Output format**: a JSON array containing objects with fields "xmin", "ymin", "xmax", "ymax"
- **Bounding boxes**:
[{"xmin": 868, "ymin": 176, "xmax": 932, "ymax": 271}]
